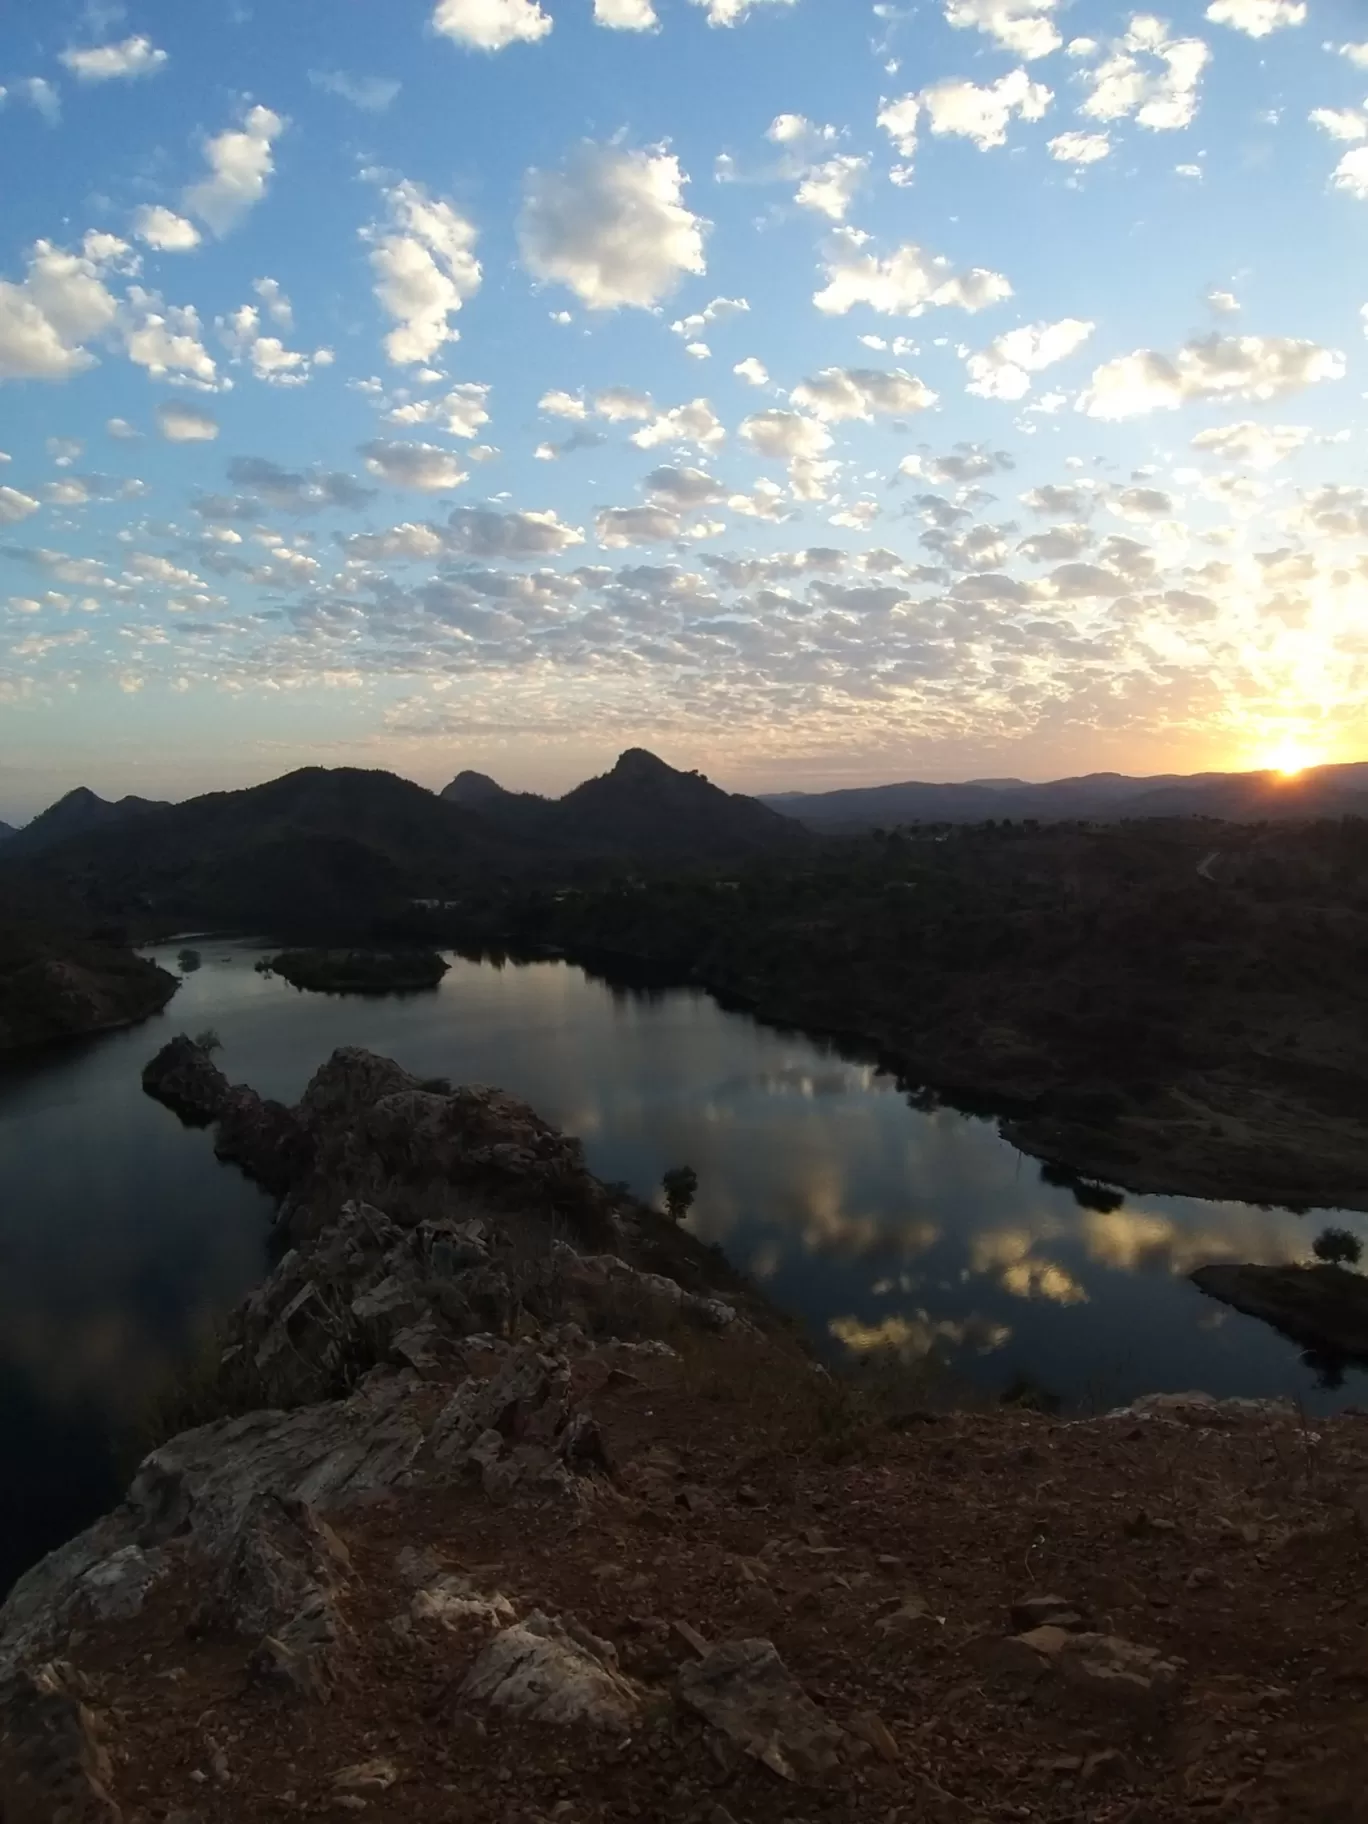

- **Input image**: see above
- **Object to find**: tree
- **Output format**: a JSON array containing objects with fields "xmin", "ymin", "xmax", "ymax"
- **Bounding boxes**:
[
  {"xmin": 1312, "ymin": 1227, "xmax": 1362, "ymax": 1268},
  {"xmin": 662, "ymin": 1166, "xmax": 698, "ymax": 1223},
  {"xmin": 193, "ymin": 1027, "xmax": 223, "ymax": 1053}
]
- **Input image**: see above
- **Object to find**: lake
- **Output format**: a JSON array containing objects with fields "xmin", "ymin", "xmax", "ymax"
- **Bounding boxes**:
[{"xmin": 2, "ymin": 941, "xmax": 1363, "ymax": 1594}]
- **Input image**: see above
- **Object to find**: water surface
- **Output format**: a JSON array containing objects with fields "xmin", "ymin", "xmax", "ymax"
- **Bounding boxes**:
[{"xmin": 1, "ymin": 942, "xmax": 1362, "ymax": 1593}]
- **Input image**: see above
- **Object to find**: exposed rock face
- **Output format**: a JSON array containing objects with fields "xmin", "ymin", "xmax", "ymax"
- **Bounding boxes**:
[
  {"xmin": 460, "ymin": 1611, "xmax": 642, "ymax": 1731},
  {"xmin": 142, "ymin": 1038, "xmax": 310, "ymax": 1194},
  {"xmin": 1192, "ymin": 1262, "xmax": 1368, "ymax": 1362},
  {"xmin": 676, "ymin": 1639, "xmax": 844, "ymax": 1783},
  {"xmin": 0, "ymin": 1661, "xmax": 121, "ymax": 1823},
  {"xmin": 141, "ymin": 1034, "xmax": 231, "ymax": 1122}
]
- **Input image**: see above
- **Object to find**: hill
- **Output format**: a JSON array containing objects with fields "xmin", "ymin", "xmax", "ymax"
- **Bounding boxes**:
[
  {"xmin": 0, "ymin": 822, "xmax": 13, "ymax": 844},
  {"xmin": 1, "ymin": 755, "xmax": 802, "ymax": 935},
  {"xmin": 3, "ymin": 786, "xmax": 168, "ymax": 858},
  {"xmin": 765, "ymin": 761, "xmax": 1368, "ymax": 830}
]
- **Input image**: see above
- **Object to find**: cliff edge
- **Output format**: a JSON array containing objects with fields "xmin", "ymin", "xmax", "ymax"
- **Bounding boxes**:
[{"xmin": 0, "ymin": 1045, "xmax": 1363, "ymax": 1822}]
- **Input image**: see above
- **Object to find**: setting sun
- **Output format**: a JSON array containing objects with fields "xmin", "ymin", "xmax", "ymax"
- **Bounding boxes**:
[{"xmin": 1263, "ymin": 742, "xmax": 1323, "ymax": 781}]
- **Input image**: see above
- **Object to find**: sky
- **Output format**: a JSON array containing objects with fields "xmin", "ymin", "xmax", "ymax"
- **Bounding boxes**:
[{"xmin": 2, "ymin": 0, "xmax": 1367, "ymax": 820}]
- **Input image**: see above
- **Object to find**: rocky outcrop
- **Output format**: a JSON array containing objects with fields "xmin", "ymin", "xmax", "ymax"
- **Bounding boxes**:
[
  {"xmin": 676, "ymin": 1639, "xmax": 844, "ymax": 1783},
  {"xmin": 142, "ymin": 1037, "xmax": 309, "ymax": 1194},
  {"xmin": 460, "ymin": 1611, "xmax": 643, "ymax": 1730},
  {"xmin": 0, "ymin": 1660, "xmax": 121, "ymax": 1823},
  {"xmin": 1192, "ymin": 1261, "xmax": 1368, "ymax": 1361}
]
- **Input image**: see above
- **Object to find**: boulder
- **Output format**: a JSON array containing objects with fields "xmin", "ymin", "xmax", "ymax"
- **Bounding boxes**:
[
  {"xmin": 141, "ymin": 1036, "xmax": 230, "ymax": 1124},
  {"xmin": 200, "ymin": 1493, "xmax": 350, "ymax": 1639},
  {"xmin": 460, "ymin": 1611, "xmax": 642, "ymax": 1730},
  {"xmin": 675, "ymin": 1639, "xmax": 843, "ymax": 1782},
  {"xmin": 429, "ymin": 1346, "xmax": 608, "ymax": 1500},
  {"xmin": 0, "ymin": 1662, "xmax": 121, "ymax": 1823}
]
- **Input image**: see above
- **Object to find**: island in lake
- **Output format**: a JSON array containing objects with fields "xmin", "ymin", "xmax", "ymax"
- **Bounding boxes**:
[{"xmin": 265, "ymin": 947, "xmax": 450, "ymax": 994}]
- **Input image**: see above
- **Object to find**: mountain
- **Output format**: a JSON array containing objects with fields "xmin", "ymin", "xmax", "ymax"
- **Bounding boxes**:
[
  {"xmin": 0, "ymin": 822, "xmax": 13, "ymax": 844},
  {"xmin": 440, "ymin": 770, "xmax": 514, "ymax": 810},
  {"xmin": 4, "ymin": 787, "xmax": 168, "ymax": 858},
  {"xmin": 439, "ymin": 750, "xmax": 802, "ymax": 864},
  {"xmin": 763, "ymin": 762, "xmax": 1368, "ymax": 830},
  {"xmin": 0, "ymin": 755, "xmax": 801, "ymax": 933},
  {"xmin": 553, "ymin": 749, "xmax": 799, "ymax": 862}
]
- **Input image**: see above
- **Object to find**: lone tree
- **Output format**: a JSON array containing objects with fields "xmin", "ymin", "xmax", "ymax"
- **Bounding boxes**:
[
  {"xmin": 662, "ymin": 1166, "xmax": 699, "ymax": 1224},
  {"xmin": 1312, "ymin": 1227, "xmax": 1363, "ymax": 1268}
]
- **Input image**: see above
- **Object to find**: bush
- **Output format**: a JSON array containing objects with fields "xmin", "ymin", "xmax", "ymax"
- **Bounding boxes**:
[
  {"xmin": 1312, "ymin": 1226, "xmax": 1363, "ymax": 1268},
  {"xmin": 193, "ymin": 1026, "xmax": 223, "ymax": 1053},
  {"xmin": 662, "ymin": 1165, "xmax": 699, "ymax": 1223}
]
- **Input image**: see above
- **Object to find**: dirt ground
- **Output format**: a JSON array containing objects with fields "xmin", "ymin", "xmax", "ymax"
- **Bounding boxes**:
[{"xmin": 60, "ymin": 1335, "xmax": 1368, "ymax": 1824}]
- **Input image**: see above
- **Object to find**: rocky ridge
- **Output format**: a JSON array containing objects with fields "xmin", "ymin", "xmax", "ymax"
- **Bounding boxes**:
[{"xmin": 1, "ymin": 1044, "xmax": 1366, "ymax": 1822}]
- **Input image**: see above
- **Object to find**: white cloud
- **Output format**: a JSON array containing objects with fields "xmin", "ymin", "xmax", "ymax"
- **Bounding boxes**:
[
  {"xmin": 387, "ymin": 381, "xmax": 491, "ymax": 437},
  {"xmin": 59, "ymin": 35, "xmax": 167, "ymax": 81},
  {"xmin": 366, "ymin": 179, "xmax": 482, "ymax": 366},
  {"xmin": 106, "ymin": 418, "xmax": 139, "ymax": 439},
  {"xmin": 596, "ymin": 505, "xmax": 695, "ymax": 546},
  {"xmin": 219, "ymin": 300, "xmax": 327, "ymax": 387},
  {"xmin": 791, "ymin": 366, "xmax": 937, "ymax": 420},
  {"xmin": 814, "ymin": 228, "xmax": 1012, "ymax": 318},
  {"xmin": 1079, "ymin": 17, "xmax": 1210, "ymax": 133},
  {"xmin": 0, "ymin": 235, "xmax": 122, "ymax": 383},
  {"xmin": 184, "ymin": 104, "xmax": 285, "ymax": 237},
  {"xmin": 1341, "ymin": 45, "xmax": 1368, "ymax": 69},
  {"xmin": 307, "ymin": 70, "xmax": 401, "ymax": 111},
  {"xmin": 1189, "ymin": 421, "xmax": 1309, "ymax": 469},
  {"xmin": 594, "ymin": 0, "xmax": 660, "ymax": 26},
  {"xmin": 596, "ymin": 387, "xmax": 656, "ymax": 420},
  {"xmin": 0, "ymin": 486, "xmax": 41, "ymax": 524},
  {"xmin": 519, "ymin": 143, "xmax": 707, "ymax": 310},
  {"xmin": 965, "ymin": 317, "xmax": 1094, "ymax": 399},
  {"xmin": 644, "ymin": 465, "xmax": 726, "ymax": 507},
  {"xmin": 539, "ymin": 389, "xmax": 588, "ymax": 418},
  {"xmin": 630, "ymin": 398, "xmax": 725, "ymax": 450},
  {"xmin": 1310, "ymin": 106, "xmax": 1368, "ymax": 143},
  {"xmin": 671, "ymin": 296, "xmax": 748, "ymax": 338},
  {"xmin": 1206, "ymin": 288, "xmax": 1240, "ymax": 314},
  {"xmin": 445, "ymin": 505, "xmax": 583, "ymax": 556},
  {"xmin": 131, "ymin": 206, "xmax": 201, "ymax": 253},
  {"xmin": 740, "ymin": 409, "xmax": 832, "ymax": 461},
  {"xmin": 795, "ymin": 155, "xmax": 869, "ymax": 221},
  {"xmin": 1048, "ymin": 130, "xmax": 1111, "ymax": 164},
  {"xmin": 691, "ymin": 0, "xmax": 796, "ymax": 23},
  {"xmin": 362, "ymin": 440, "xmax": 470, "ymax": 490},
  {"xmin": 432, "ymin": 0, "xmax": 552, "ymax": 49},
  {"xmin": 123, "ymin": 290, "xmax": 218, "ymax": 387},
  {"xmin": 19, "ymin": 79, "xmax": 61, "ymax": 125},
  {"xmin": 734, "ymin": 356, "xmax": 768, "ymax": 386},
  {"xmin": 156, "ymin": 401, "xmax": 219, "ymax": 442},
  {"xmin": 1204, "ymin": 0, "xmax": 1305, "ymax": 36},
  {"xmin": 911, "ymin": 70, "xmax": 1053, "ymax": 152},
  {"xmin": 944, "ymin": 0, "xmax": 1062, "ymax": 60},
  {"xmin": 1079, "ymin": 333, "xmax": 1345, "ymax": 418},
  {"xmin": 1330, "ymin": 147, "xmax": 1368, "ymax": 201}
]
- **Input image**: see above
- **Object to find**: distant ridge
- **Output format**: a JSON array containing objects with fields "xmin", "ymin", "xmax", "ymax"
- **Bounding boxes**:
[
  {"xmin": 4, "ymin": 787, "xmax": 168, "ymax": 858},
  {"xmin": 440, "ymin": 770, "xmax": 513, "ymax": 809},
  {"xmin": 762, "ymin": 761, "xmax": 1368, "ymax": 830}
]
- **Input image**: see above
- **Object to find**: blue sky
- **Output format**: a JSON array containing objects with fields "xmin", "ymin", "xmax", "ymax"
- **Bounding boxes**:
[{"xmin": 1, "ymin": 0, "xmax": 1367, "ymax": 819}]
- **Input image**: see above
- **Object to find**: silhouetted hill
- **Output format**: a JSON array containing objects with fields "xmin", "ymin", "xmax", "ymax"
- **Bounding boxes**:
[
  {"xmin": 764, "ymin": 762, "xmax": 1368, "ymax": 829},
  {"xmin": 0, "ymin": 822, "xmax": 13, "ymax": 844},
  {"xmin": 0, "ymin": 757, "xmax": 801, "ymax": 934},
  {"xmin": 5, "ymin": 787, "xmax": 168, "ymax": 858},
  {"xmin": 553, "ymin": 749, "xmax": 800, "ymax": 862},
  {"xmin": 440, "ymin": 770, "xmax": 513, "ymax": 809}
]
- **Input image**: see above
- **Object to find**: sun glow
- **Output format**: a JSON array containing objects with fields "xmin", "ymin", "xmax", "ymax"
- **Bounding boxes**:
[{"xmin": 1262, "ymin": 740, "xmax": 1323, "ymax": 780}]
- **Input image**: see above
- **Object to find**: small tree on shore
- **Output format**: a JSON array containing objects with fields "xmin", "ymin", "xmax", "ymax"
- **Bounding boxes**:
[
  {"xmin": 662, "ymin": 1166, "xmax": 698, "ymax": 1224},
  {"xmin": 193, "ymin": 1027, "xmax": 223, "ymax": 1054},
  {"xmin": 1312, "ymin": 1227, "xmax": 1362, "ymax": 1268}
]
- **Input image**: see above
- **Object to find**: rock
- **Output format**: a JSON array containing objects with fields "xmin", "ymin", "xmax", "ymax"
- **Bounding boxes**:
[
  {"xmin": 412, "ymin": 1576, "xmax": 515, "ymax": 1630},
  {"xmin": 672, "ymin": 1619, "xmax": 709, "ymax": 1657},
  {"xmin": 76, "ymin": 1545, "xmax": 161, "ymax": 1623},
  {"xmin": 202, "ymin": 1493, "xmax": 350, "ymax": 1638},
  {"xmin": 459, "ymin": 1611, "xmax": 642, "ymax": 1731},
  {"xmin": 1107, "ymin": 1390, "xmax": 1293, "ymax": 1427},
  {"xmin": 0, "ymin": 1662, "xmax": 121, "ymax": 1823},
  {"xmin": 1124, "ymin": 1512, "xmax": 1180, "ymax": 1539},
  {"xmin": 333, "ymin": 1760, "xmax": 397, "ymax": 1793},
  {"xmin": 551, "ymin": 1245, "xmax": 744, "ymax": 1336},
  {"xmin": 429, "ymin": 1346, "xmax": 606, "ymax": 1501},
  {"xmin": 848, "ymin": 1711, "xmax": 900, "ymax": 1763},
  {"xmin": 972, "ymin": 1628, "xmax": 1181, "ymax": 1705},
  {"xmin": 1009, "ymin": 1595, "xmax": 1086, "ymax": 1633},
  {"xmin": 675, "ymin": 1638, "xmax": 843, "ymax": 1783},
  {"xmin": 249, "ymin": 1587, "xmax": 350, "ymax": 1702},
  {"xmin": 141, "ymin": 1036, "xmax": 230, "ymax": 1124}
]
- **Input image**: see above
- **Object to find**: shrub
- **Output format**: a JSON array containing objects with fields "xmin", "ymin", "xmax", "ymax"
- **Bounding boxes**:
[
  {"xmin": 662, "ymin": 1165, "xmax": 699, "ymax": 1223},
  {"xmin": 193, "ymin": 1026, "xmax": 223, "ymax": 1053}
]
